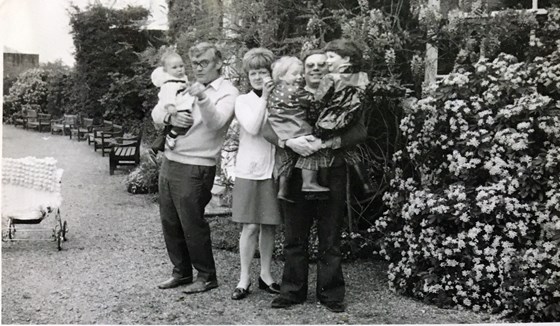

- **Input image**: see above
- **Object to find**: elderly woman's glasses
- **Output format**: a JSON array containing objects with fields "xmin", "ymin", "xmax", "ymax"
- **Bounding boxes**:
[{"xmin": 191, "ymin": 60, "xmax": 211, "ymax": 69}]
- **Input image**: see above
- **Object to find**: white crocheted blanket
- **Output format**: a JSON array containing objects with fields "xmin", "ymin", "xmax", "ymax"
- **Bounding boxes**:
[{"xmin": 2, "ymin": 157, "xmax": 63, "ymax": 220}]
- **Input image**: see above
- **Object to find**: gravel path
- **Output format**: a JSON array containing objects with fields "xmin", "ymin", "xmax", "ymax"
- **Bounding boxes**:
[{"xmin": 1, "ymin": 125, "xmax": 504, "ymax": 324}]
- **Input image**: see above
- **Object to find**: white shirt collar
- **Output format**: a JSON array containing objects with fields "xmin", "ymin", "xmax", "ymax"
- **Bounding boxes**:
[{"xmin": 206, "ymin": 76, "xmax": 224, "ymax": 90}]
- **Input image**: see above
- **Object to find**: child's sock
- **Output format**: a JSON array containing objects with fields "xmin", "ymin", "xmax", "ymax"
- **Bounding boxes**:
[
  {"xmin": 166, "ymin": 135, "xmax": 177, "ymax": 149},
  {"xmin": 301, "ymin": 169, "xmax": 330, "ymax": 192}
]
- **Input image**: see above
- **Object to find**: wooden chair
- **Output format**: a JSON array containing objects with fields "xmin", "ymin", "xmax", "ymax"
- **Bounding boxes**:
[
  {"xmin": 70, "ymin": 117, "xmax": 94, "ymax": 141},
  {"xmin": 109, "ymin": 134, "xmax": 142, "ymax": 175},
  {"xmin": 94, "ymin": 124, "xmax": 124, "ymax": 157},
  {"xmin": 27, "ymin": 113, "xmax": 51, "ymax": 132},
  {"xmin": 51, "ymin": 114, "xmax": 78, "ymax": 136}
]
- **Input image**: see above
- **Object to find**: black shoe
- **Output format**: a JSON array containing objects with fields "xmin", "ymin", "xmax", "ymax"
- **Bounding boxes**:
[
  {"xmin": 258, "ymin": 277, "xmax": 280, "ymax": 294},
  {"xmin": 157, "ymin": 276, "xmax": 193, "ymax": 289},
  {"xmin": 231, "ymin": 283, "xmax": 251, "ymax": 300},
  {"xmin": 271, "ymin": 297, "xmax": 302, "ymax": 309},
  {"xmin": 182, "ymin": 278, "xmax": 219, "ymax": 294},
  {"xmin": 321, "ymin": 301, "xmax": 345, "ymax": 313}
]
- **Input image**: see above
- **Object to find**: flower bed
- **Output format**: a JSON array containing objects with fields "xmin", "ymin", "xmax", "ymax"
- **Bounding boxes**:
[{"xmin": 375, "ymin": 45, "xmax": 560, "ymax": 321}]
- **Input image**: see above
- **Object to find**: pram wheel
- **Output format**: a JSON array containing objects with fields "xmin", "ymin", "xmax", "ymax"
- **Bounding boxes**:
[
  {"xmin": 62, "ymin": 221, "xmax": 68, "ymax": 241},
  {"xmin": 56, "ymin": 233, "xmax": 62, "ymax": 251},
  {"xmin": 8, "ymin": 219, "xmax": 15, "ymax": 240}
]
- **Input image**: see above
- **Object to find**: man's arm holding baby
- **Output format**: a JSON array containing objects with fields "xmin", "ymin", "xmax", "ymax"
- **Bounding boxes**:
[
  {"xmin": 151, "ymin": 102, "xmax": 193, "ymax": 128},
  {"xmin": 262, "ymin": 121, "xmax": 321, "ymax": 157},
  {"xmin": 318, "ymin": 117, "xmax": 367, "ymax": 150}
]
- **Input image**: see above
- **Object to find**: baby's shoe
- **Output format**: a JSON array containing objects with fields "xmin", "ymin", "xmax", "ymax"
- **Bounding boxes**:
[
  {"xmin": 301, "ymin": 182, "xmax": 330, "ymax": 193},
  {"xmin": 166, "ymin": 135, "xmax": 177, "ymax": 149}
]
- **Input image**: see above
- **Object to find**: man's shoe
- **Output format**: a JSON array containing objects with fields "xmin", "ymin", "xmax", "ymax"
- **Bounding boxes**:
[
  {"xmin": 271, "ymin": 297, "xmax": 302, "ymax": 309},
  {"xmin": 182, "ymin": 279, "xmax": 218, "ymax": 294},
  {"xmin": 321, "ymin": 301, "xmax": 346, "ymax": 313},
  {"xmin": 157, "ymin": 276, "xmax": 193, "ymax": 289}
]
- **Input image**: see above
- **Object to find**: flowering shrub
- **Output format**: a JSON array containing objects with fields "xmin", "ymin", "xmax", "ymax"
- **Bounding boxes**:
[
  {"xmin": 4, "ymin": 68, "xmax": 49, "ymax": 119},
  {"xmin": 375, "ymin": 46, "xmax": 560, "ymax": 321},
  {"xmin": 125, "ymin": 156, "xmax": 160, "ymax": 194}
]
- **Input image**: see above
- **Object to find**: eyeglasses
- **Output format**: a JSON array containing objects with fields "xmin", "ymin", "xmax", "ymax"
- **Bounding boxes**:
[
  {"xmin": 305, "ymin": 62, "xmax": 326, "ymax": 69},
  {"xmin": 191, "ymin": 60, "xmax": 211, "ymax": 69}
]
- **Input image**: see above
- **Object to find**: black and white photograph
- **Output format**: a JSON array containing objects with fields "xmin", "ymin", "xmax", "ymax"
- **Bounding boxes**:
[{"xmin": 1, "ymin": 0, "xmax": 559, "ymax": 324}]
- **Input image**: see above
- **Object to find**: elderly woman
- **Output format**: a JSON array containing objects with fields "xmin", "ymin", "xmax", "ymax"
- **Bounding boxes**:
[{"xmin": 230, "ymin": 47, "xmax": 282, "ymax": 300}]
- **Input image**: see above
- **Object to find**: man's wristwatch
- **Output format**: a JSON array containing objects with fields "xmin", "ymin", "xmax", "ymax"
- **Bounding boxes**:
[{"xmin": 278, "ymin": 139, "xmax": 287, "ymax": 148}]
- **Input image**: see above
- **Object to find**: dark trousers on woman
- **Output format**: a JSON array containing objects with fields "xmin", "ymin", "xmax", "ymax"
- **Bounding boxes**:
[
  {"xmin": 158, "ymin": 158, "xmax": 217, "ymax": 282},
  {"xmin": 278, "ymin": 162, "xmax": 346, "ymax": 304}
]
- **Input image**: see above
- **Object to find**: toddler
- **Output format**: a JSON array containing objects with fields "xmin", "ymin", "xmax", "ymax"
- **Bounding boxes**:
[
  {"xmin": 267, "ymin": 56, "xmax": 331, "ymax": 201},
  {"xmin": 310, "ymin": 39, "xmax": 373, "ymax": 200},
  {"xmin": 149, "ymin": 51, "xmax": 191, "ymax": 161}
]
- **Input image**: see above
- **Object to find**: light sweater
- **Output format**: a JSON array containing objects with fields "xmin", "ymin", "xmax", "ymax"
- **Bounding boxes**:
[
  {"xmin": 233, "ymin": 91, "xmax": 275, "ymax": 180},
  {"xmin": 151, "ymin": 76, "xmax": 240, "ymax": 166}
]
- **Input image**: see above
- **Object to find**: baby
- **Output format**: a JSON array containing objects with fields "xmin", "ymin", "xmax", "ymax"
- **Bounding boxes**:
[
  {"xmin": 149, "ymin": 51, "xmax": 191, "ymax": 160},
  {"xmin": 267, "ymin": 56, "xmax": 331, "ymax": 201}
]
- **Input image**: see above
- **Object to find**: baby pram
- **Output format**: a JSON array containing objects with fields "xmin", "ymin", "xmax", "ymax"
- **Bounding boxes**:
[{"xmin": 2, "ymin": 157, "xmax": 68, "ymax": 250}]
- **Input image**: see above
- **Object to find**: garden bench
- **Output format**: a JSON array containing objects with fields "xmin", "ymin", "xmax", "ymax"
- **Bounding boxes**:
[
  {"xmin": 27, "ymin": 113, "xmax": 52, "ymax": 132},
  {"xmin": 70, "ymin": 117, "xmax": 94, "ymax": 141},
  {"xmin": 14, "ymin": 109, "xmax": 37, "ymax": 129},
  {"xmin": 109, "ymin": 134, "xmax": 142, "ymax": 175},
  {"xmin": 87, "ymin": 120, "xmax": 113, "ymax": 145},
  {"xmin": 12, "ymin": 112, "xmax": 28, "ymax": 128},
  {"xmin": 94, "ymin": 124, "xmax": 124, "ymax": 157},
  {"xmin": 51, "ymin": 114, "xmax": 78, "ymax": 136}
]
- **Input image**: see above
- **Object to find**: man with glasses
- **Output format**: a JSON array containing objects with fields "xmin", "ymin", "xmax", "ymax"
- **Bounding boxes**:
[
  {"xmin": 152, "ymin": 42, "xmax": 239, "ymax": 293},
  {"xmin": 264, "ymin": 49, "xmax": 367, "ymax": 312}
]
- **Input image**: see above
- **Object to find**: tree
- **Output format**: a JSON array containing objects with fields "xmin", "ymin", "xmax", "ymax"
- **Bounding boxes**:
[
  {"xmin": 68, "ymin": 4, "xmax": 151, "ymax": 122},
  {"xmin": 41, "ymin": 60, "xmax": 73, "ymax": 117}
]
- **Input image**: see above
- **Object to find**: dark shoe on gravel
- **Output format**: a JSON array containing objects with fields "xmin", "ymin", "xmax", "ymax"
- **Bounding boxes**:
[
  {"xmin": 182, "ymin": 279, "xmax": 218, "ymax": 294},
  {"xmin": 157, "ymin": 276, "xmax": 193, "ymax": 289},
  {"xmin": 320, "ymin": 301, "xmax": 345, "ymax": 313},
  {"xmin": 271, "ymin": 297, "xmax": 302, "ymax": 309},
  {"xmin": 231, "ymin": 283, "xmax": 251, "ymax": 300},
  {"xmin": 258, "ymin": 277, "xmax": 280, "ymax": 294}
]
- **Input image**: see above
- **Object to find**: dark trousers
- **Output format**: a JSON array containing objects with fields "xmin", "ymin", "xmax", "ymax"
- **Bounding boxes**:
[
  {"xmin": 279, "ymin": 164, "xmax": 346, "ymax": 303},
  {"xmin": 158, "ymin": 158, "xmax": 217, "ymax": 281}
]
